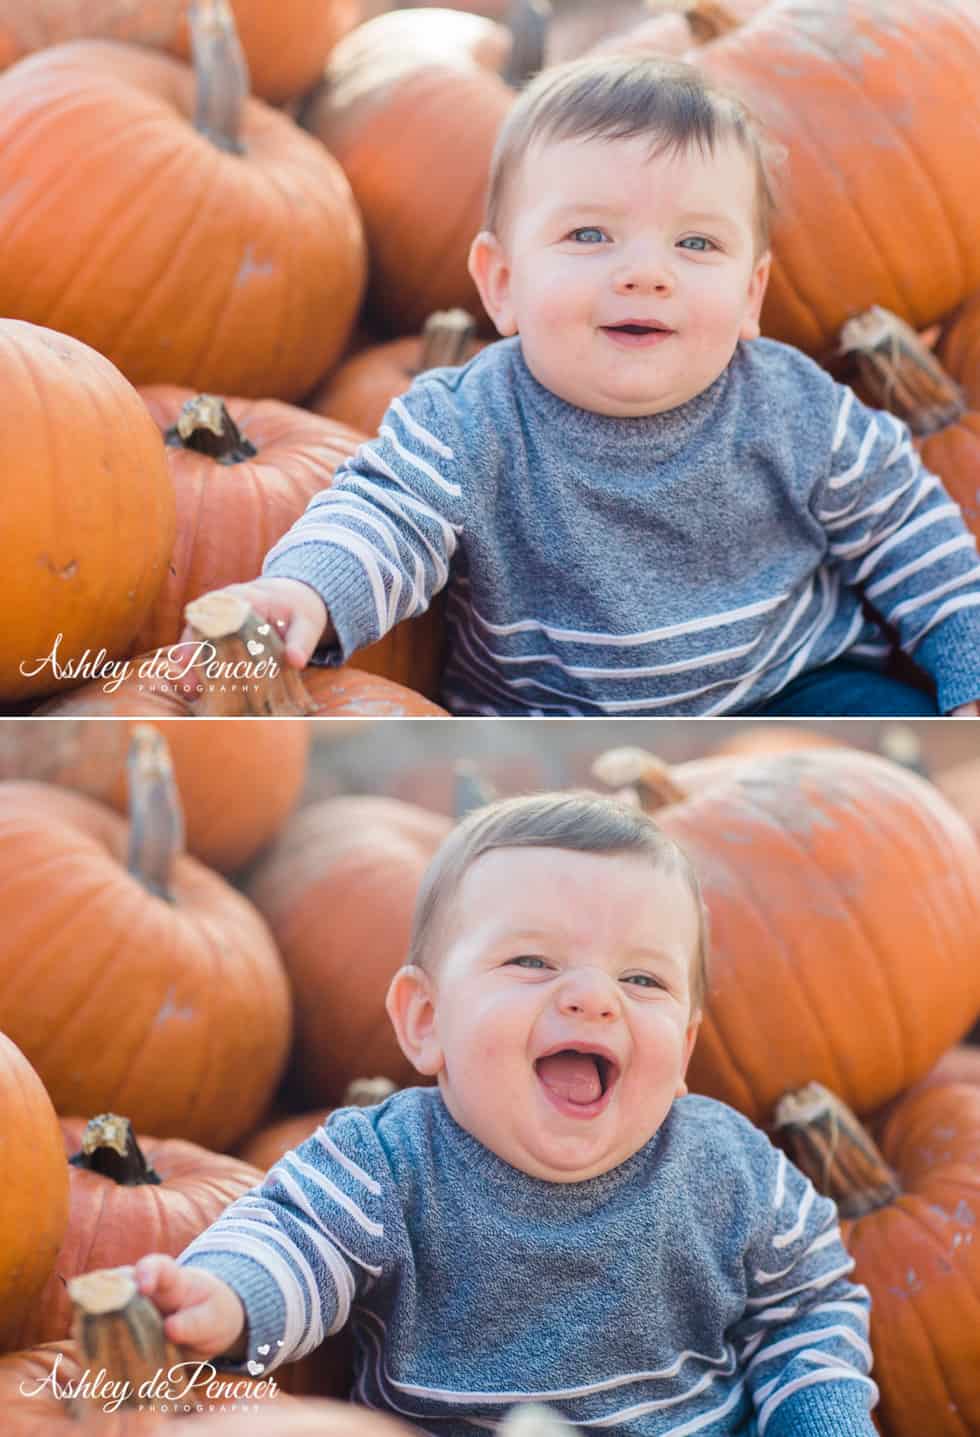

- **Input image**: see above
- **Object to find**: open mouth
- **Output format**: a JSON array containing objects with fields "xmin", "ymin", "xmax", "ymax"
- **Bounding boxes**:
[
  {"xmin": 534, "ymin": 1048, "xmax": 619, "ymax": 1114},
  {"xmin": 601, "ymin": 322, "xmax": 674, "ymax": 348}
]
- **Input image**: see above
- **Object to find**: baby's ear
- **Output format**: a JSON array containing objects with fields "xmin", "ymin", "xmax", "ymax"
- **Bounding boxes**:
[
  {"xmin": 468, "ymin": 230, "xmax": 518, "ymax": 338},
  {"xmin": 385, "ymin": 965, "xmax": 443, "ymax": 1077},
  {"xmin": 739, "ymin": 249, "xmax": 772, "ymax": 342}
]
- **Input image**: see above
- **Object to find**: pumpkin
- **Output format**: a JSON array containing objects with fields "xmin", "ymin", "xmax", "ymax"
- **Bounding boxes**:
[
  {"xmin": 37, "ymin": 594, "xmax": 448, "ymax": 718},
  {"xmin": 236, "ymin": 1078, "xmax": 396, "ymax": 1170},
  {"xmin": 0, "ymin": 6, "xmax": 366, "ymax": 400},
  {"xmin": 0, "ymin": 1341, "xmax": 168, "ymax": 1435},
  {"xmin": 246, "ymin": 795, "xmax": 452, "ymax": 1105},
  {"xmin": 0, "ymin": 1035, "xmax": 70, "ymax": 1354},
  {"xmin": 0, "ymin": 0, "xmax": 361, "ymax": 103},
  {"xmin": 774, "ymin": 1081, "xmax": 980, "ymax": 1437},
  {"xmin": 0, "ymin": 727, "xmax": 292, "ymax": 1149},
  {"xmin": 303, "ymin": 9, "xmax": 514, "ymax": 336},
  {"xmin": 0, "ymin": 717, "xmax": 310, "ymax": 874},
  {"xmin": 133, "ymin": 392, "xmax": 446, "ymax": 695},
  {"xmin": 599, "ymin": 0, "xmax": 980, "ymax": 358},
  {"xmin": 591, "ymin": 746, "xmax": 980, "ymax": 1125},
  {"xmin": 309, "ymin": 310, "xmax": 488, "ymax": 436},
  {"xmin": 0, "ymin": 320, "xmax": 175, "ymax": 705},
  {"xmin": 5, "ymin": 1114, "xmax": 261, "ymax": 1351}
]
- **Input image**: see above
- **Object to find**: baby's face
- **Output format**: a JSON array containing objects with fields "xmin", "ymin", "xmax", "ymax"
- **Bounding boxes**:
[
  {"xmin": 425, "ymin": 847, "xmax": 701, "ymax": 1182},
  {"xmin": 469, "ymin": 132, "xmax": 770, "ymax": 415}
]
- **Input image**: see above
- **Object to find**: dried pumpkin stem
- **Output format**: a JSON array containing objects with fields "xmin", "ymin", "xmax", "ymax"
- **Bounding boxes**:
[
  {"xmin": 343, "ymin": 1077, "xmax": 398, "ymax": 1106},
  {"xmin": 503, "ymin": 0, "xmax": 550, "ymax": 87},
  {"xmin": 773, "ymin": 1082, "xmax": 902, "ymax": 1218},
  {"xmin": 165, "ymin": 395, "xmax": 258, "ymax": 465},
  {"xmin": 417, "ymin": 311, "xmax": 478, "ymax": 374},
  {"xmin": 189, "ymin": 0, "xmax": 250, "ymax": 156},
  {"xmin": 126, "ymin": 725, "xmax": 185, "ymax": 903},
  {"xmin": 69, "ymin": 1114, "xmax": 162, "ymax": 1187},
  {"xmin": 590, "ymin": 747, "xmax": 688, "ymax": 812},
  {"xmin": 838, "ymin": 306, "xmax": 967, "ymax": 436},
  {"xmin": 68, "ymin": 1267, "xmax": 176, "ymax": 1412},
  {"xmin": 184, "ymin": 591, "xmax": 319, "ymax": 716}
]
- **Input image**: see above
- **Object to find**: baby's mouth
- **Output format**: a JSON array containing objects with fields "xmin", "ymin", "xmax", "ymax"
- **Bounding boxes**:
[{"xmin": 534, "ymin": 1049, "xmax": 618, "ymax": 1107}]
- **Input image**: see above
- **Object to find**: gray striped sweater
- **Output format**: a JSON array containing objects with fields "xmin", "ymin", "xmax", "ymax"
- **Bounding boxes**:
[
  {"xmin": 178, "ymin": 1088, "xmax": 877, "ymax": 1437},
  {"xmin": 263, "ymin": 337, "xmax": 980, "ymax": 715}
]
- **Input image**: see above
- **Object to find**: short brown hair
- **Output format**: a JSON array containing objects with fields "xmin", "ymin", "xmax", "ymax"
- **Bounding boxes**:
[
  {"xmin": 485, "ymin": 53, "xmax": 783, "ymax": 257},
  {"xmin": 407, "ymin": 791, "xmax": 709, "ymax": 1013}
]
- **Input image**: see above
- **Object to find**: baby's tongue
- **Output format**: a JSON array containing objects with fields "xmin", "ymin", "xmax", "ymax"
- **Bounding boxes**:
[{"xmin": 536, "ymin": 1051, "xmax": 601, "ymax": 1104}]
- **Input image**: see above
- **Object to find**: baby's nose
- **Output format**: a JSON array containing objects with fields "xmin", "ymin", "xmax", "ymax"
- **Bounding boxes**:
[{"xmin": 558, "ymin": 975, "xmax": 618, "ymax": 1020}]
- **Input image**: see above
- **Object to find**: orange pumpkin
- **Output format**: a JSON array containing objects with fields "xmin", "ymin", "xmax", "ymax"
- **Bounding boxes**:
[
  {"xmin": 0, "ymin": 20, "xmax": 366, "ymax": 399},
  {"xmin": 593, "ymin": 746, "xmax": 980, "ymax": 1125},
  {"xmin": 5, "ymin": 1114, "xmax": 261, "ymax": 1351},
  {"xmin": 309, "ymin": 310, "xmax": 488, "ymax": 436},
  {"xmin": 0, "ymin": 1035, "xmax": 69, "ymax": 1353},
  {"xmin": 304, "ymin": 9, "xmax": 514, "ymax": 336},
  {"xmin": 246, "ymin": 796, "xmax": 452, "ymax": 1105},
  {"xmin": 134, "ymin": 391, "xmax": 446, "ymax": 695},
  {"xmin": 0, "ymin": 730, "xmax": 292, "ymax": 1149},
  {"xmin": 0, "ymin": 0, "xmax": 361, "ymax": 102},
  {"xmin": 775, "ymin": 1081, "xmax": 980, "ymax": 1437},
  {"xmin": 1, "ymin": 320, "xmax": 175, "ymax": 705},
  {"xmin": 0, "ymin": 717, "xmax": 310, "ymax": 874},
  {"xmin": 613, "ymin": 0, "xmax": 980, "ymax": 357},
  {"xmin": 0, "ymin": 1341, "xmax": 167, "ymax": 1435}
]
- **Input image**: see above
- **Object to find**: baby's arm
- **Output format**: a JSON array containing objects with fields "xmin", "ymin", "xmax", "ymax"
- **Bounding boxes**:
[
  {"xmin": 148, "ymin": 1110, "xmax": 391, "ymax": 1375},
  {"xmin": 734, "ymin": 1145, "xmax": 877, "ymax": 1437},
  {"xmin": 260, "ymin": 384, "xmax": 470, "ymax": 668},
  {"xmin": 813, "ymin": 384, "xmax": 980, "ymax": 712}
]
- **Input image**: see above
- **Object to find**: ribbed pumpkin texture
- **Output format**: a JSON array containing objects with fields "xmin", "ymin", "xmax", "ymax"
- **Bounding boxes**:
[
  {"xmin": 0, "ymin": 718, "xmax": 311, "ymax": 874},
  {"xmin": 0, "ymin": 0, "xmax": 361, "ymax": 101},
  {"xmin": 0, "ymin": 320, "xmax": 175, "ymax": 703},
  {"xmin": 0, "ymin": 39, "xmax": 366, "ymax": 399},
  {"xmin": 0, "ymin": 775, "xmax": 292, "ymax": 1148},
  {"xmin": 246, "ymin": 796, "xmax": 453, "ymax": 1105},
  {"xmin": 0, "ymin": 1035, "xmax": 70, "ymax": 1354}
]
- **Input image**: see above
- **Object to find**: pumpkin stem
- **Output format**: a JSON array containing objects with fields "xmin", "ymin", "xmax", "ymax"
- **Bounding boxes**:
[
  {"xmin": 342, "ymin": 1077, "xmax": 398, "ymax": 1106},
  {"xmin": 838, "ymin": 305, "xmax": 967, "ymax": 436},
  {"xmin": 165, "ymin": 394, "xmax": 258, "ymax": 464},
  {"xmin": 590, "ymin": 747, "xmax": 688, "ymax": 812},
  {"xmin": 772, "ymin": 1082, "xmax": 902, "ymax": 1218},
  {"xmin": 126, "ymin": 725, "xmax": 185, "ymax": 903},
  {"xmin": 68, "ymin": 1114, "xmax": 162, "ymax": 1187},
  {"xmin": 188, "ymin": 0, "xmax": 249, "ymax": 156},
  {"xmin": 183, "ymin": 591, "xmax": 319, "ymax": 716},
  {"xmin": 417, "ymin": 310, "xmax": 478, "ymax": 374},
  {"xmin": 68, "ymin": 1267, "xmax": 176, "ymax": 1412},
  {"xmin": 452, "ymin": 760, "xmax": 497, "ymax": 818},
  {"xmin": 503, "ymin": 0, "xmax": 550, "ymax": 87},
  {"xmin": 683, "ymin": 0, "xmax": 742, "ymax": 43}
]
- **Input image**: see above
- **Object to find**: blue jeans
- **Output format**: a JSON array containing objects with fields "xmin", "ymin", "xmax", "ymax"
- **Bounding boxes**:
[{"xmin": 744, "ymin": 657, "xmax": 939, "ymax": 717}]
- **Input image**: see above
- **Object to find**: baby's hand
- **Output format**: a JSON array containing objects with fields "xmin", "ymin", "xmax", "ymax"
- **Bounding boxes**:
[
  {"xmin": 177, "ymin": 577, "xmax": 332, "ymax": 669},
  {"xmin": 134, "ymin": 1254, "xmax": 247, "ymax": 1361}
]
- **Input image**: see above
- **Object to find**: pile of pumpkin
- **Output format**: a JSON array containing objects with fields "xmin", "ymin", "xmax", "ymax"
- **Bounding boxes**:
[
  {"xmin": 3, "ymin": 0, "xmax": 980, "ymax": 718},
  {"xmin": 2, "ymin": 717, "xmax": 980, "ymax": 1434}
]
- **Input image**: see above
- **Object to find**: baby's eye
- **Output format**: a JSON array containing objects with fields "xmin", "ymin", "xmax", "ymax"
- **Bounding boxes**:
[
  {"xmin": 621, "ymin": 973, "xmax": 664, "ymax": 989},
  {"xmin": 508, "ymin": 955, "xmax": 548, "ymax": 969},
  {"xmin": 568, "ymin": 226, "xmax": 607, "ymax": 244},
  {"xmin": 677, "ymin": 235, "xmax": 716, "ymax": 252}
]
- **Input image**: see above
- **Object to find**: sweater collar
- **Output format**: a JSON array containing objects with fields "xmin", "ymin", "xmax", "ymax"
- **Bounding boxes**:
[
  {"xmin": 510, "ymin": 338, "xmax": 730, "ymax": 461},
  {"xmin": 427, "ymin": 1088, "xmax": 667, "ymax": 1213}
]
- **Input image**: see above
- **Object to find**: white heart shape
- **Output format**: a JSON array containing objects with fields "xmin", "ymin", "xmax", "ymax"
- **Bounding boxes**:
[
  {"xmin": 247, "ymin": 1360, "xmax": 265, "ymax": 1377},
  {"xmin": 256, "ymin": 624, "xmax": 271, "ymax": 635},
  {"xmin": 257, "ymin": 1344, "xmax": 271, "ymax": 1356},
  {"xmin": 276, "ymin": 1340, "xmax": 284, "ymax": 1347},
  {"xmin": 246, "ymin": 640, "xmax": 264, "ymax": 657}
]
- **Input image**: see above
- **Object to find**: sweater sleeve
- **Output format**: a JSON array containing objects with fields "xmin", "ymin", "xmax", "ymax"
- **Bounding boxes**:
[
  {"xmin": 176, "ymin": 1109, "xmax": 394, "ymax": 1374},
  {"xmin": 732, "ymin": 1143, "xmax": 878, "ymax": 1437},
  {"xmin": 261, "ymin": 381, "xmax": 469, "ymax": 665},
  {"xmin": 811, "ymin": 384, "xmax": 980, "ymax": 711}
]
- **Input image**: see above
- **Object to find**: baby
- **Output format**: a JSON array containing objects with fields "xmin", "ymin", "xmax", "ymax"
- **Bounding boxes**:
[
  {"xmin": 192, "ymin": 52, "xmax": 980, "ymax": 718},
  {"xmin": 135, "ymin": 792, "xmax": 878, "ymax": 1437}
]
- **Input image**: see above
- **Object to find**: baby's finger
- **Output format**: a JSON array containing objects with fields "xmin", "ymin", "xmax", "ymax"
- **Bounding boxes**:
[
  {"xmin": 282, "ymin": 613, "xmax": 322, "ymax": 669},
  {"xmin": 134, "ymin": 1254, "xmax": 181, "ymax": 1307},
  {"xmin": 161, "ymin": 1296, "xmax": 221, "ymax": 1350}
]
